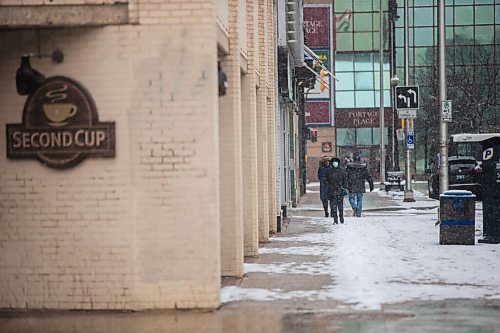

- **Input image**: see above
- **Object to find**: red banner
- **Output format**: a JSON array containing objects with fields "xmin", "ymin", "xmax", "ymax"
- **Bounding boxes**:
[
  {"xmin": 306, "ymin": 101, "xmax": 331, "ymax": 125},
  {"xmin": 334, "ymin": 108, "xmax": 393, "ymax": 128},
  {"xmin": 303, "ymin": 7, "xmax": 330, "ymax": 48}
]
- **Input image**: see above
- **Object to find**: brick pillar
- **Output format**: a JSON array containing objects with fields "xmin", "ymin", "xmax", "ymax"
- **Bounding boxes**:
[
  {"xmin": 257, "ymin": 0, "xmax": 270, "ymax": 243},
  {"xmin": 241, "ymin": 0, "xmax": 259, "ymax": 257},
  {"xmin": 266, "ymin": 0, "xmax": 278, "ymax": 233},
  {"xmin": 218, "ymin": 0, "xmax": 244, "ymax": 277}
]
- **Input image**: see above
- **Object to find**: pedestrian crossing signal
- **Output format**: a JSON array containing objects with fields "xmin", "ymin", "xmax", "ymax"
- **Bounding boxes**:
[{"xmin": 310, "ymin": 129, "xmax": 318, "ymax": 142}]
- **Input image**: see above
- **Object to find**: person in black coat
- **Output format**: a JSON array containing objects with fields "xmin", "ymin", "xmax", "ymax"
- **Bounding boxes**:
[
  {"xmin": 317, "ymin": 157, "xmax": 331, "ymax": 217},
  {"xmin": 346, "ymin": 156, "xmax": 374, "ymax": 217},
  {"xmin": 325, "ymin": 156, "xmax": 348, "ymax": 224}
]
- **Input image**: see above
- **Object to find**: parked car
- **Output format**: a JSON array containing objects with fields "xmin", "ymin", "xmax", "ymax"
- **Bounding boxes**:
[{"xmin": 427, "ymin": 156, "xmax": 482, "ymax": 200}]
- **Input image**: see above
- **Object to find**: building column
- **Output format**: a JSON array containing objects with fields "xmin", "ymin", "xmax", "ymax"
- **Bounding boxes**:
[
  {"xmin": 256, "ymin": 0, "xmax": 270, "ymax": 243},
  {"xmin": 241, "ymin": 0, "xmax": 260, "ymax": 257},
  {"xmin": 266, "ymin": 0, "xmax": 278, "ymax": 233},
  {"xmin": 218, "ymin": 0, "xmax": 244, "ymax": 277}
]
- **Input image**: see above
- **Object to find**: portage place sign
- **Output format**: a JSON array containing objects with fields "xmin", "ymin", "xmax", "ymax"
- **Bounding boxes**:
[{"xmin": 6, "ymin": 76, "xmax": 115, "ymax": 169}]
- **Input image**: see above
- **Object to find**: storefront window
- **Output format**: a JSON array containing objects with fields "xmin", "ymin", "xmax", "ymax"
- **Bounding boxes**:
[
  {"xmin": 356, "ymin": 128, "xmax": 372, "ymax": 145},
  {"xmin": 446, "ymin": 6, "xmax": 454, "ymax": 23},
  {"xmin": 336, "ymin": 128, "xmax": 389, "ymax": 146},
  {"xmin": 335, "ymin": 0, "xmax": 353, "ymax": 12},
  {"xmin": 455, "ymin": 0, "xmax": 473, "ymax": 5},
  {"xmin": 446, "ymin": 26, "xmax": 454, "ymax": 40},
  {"xmin": 337, "ymin": 32, "xmax": 354, "ymax": 51},
  {"xmin": 475, "ymin": 26, "xmax": 494, "ymax": 44},
  {"xmin": 354, "ymin": 13, "xmax": 373, "ymax": 31},
  {"xmin": 475, "ymin": 5, "xmax": 494, "ymax": 24},
  {"xmin": 354, "ymin": 32, "xmax": 374, "ymax": 51},
  {"xmin": 355, "ymin": 91, "xmax": 375, "ymax": 107},
  {"xmin": 335, "ymin": 53, "xmax": 354, "ymax": 71},
  {"xmin": 354, "ymin": 53, "xmax": 373, "ymax": 70},
  {"xmin": 454, "ymin": 26, "xmax": 474, "ymax": 41},
  {"xmin": 355, "ymin": 72, "xmax": 374, "ymax": 90},
  {"xmin": 374, "ymin": 72, "xmax": 390, "ymax": 90},
  {"xmin": 475, "ymin": 45, "xmax": 494, "ymax": 64},
  {"xmin": 414, "ymin": 0, "xmax": 435, "ymax": 5},
  {"xmin": 354, "ymin": 1, "xmax": 372, "ymax": 12},
  {"xmin": 336, "ymin": 91, "xmax": 355, "ymax": 108},
  {"xmin": 414, "ymin": 47, "xmax": 430, "ymax": 66},
  {"xmin": 372, "ymin": 127, "xmax": 389, "ymax": 145},
  {"xmin": 374, "ymin": 90, "xmax": 391, "ymax": 107},
  {"xmin": 414, "ymin": 27, "xmax": 434, "ymax": 46},
  {"xmin": 336, "ymin": 128, "xmax": 356, "ymax": 146},
  {"xmin": 455, "ymin": 46, "xmax": 474, "ymax": 65},
  {"xmin": 336, "ymin": 72, "xmax": 355, "ymax": 90},
  {"xmin": 455, "ymin": 6, "xmax": 473, "ymax": 25},
  {"xmin": 414, "ymin": 7, "xmax": 434, "ymax": 26}
]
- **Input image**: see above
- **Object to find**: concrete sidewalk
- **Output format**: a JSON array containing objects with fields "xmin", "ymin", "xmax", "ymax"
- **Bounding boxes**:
[{"xmin": 1, "ymin": 185, "xmax": 498, "ymax": 333}]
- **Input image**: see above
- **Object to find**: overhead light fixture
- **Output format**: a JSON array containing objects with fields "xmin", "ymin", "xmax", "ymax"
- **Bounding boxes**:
[{"xmin": 15, "ymin": 54, "xmax": 46, "ymax": 96}]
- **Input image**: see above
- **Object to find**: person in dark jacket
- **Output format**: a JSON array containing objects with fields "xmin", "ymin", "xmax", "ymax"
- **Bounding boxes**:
[
  {"xmin": 317, "ymin": 157, "xmax": 331, "ymax": 217},
  {"xmin": 346, "ymin": 156, "xmax": 374, "ymax": 217},
  {"xmin": 325, "ymin": 156, "xmax": 348, "ymax": 224}
]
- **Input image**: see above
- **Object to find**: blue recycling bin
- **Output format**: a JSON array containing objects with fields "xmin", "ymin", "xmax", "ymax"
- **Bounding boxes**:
[{"xmin": 439, "ymin": 190, "xmax": 476, "ymax": 245}]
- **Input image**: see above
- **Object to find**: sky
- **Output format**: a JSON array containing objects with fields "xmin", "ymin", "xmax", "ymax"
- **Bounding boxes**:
[{"xmin": 221, "ymin": 185, "xmax": 500, "ymax": 310}]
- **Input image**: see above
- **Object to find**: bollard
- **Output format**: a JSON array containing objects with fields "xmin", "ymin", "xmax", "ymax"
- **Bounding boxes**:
[{"xmin": 439, "ymin": 190, "xmax": 476, "ymax": 245}]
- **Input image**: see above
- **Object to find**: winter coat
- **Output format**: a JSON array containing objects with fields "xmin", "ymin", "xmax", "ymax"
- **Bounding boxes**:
[
  {"xmin": 325, "ymin": 158, "xmax": 348, "ymax": 198},
  {"xmin": 346, "ymin": 162, "xmax": 374, "ymax": 193},
  {"xmin": 317, "ymin": 166, "xmax": 330, "ymax": 202}
]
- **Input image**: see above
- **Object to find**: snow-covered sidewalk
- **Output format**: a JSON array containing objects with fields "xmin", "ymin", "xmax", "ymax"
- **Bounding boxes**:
[{"xmin": 221, "ymin": 190, "xmax": 500, "ymax": 310}]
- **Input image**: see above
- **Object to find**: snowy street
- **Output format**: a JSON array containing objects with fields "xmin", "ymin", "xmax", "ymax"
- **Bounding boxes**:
[
  {"xmin": 2, "ymin": 183, "xmax": 499, "ymax": 333},
  {"xmin": 222, "ymin": 182, "xmax": 500, "ymax": 314}
]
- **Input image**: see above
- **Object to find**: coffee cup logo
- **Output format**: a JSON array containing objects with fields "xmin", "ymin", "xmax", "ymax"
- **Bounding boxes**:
[
  {"xmin": 6, "ymin": 76, "xmax": 115, "ymax": 169},
  {"xmin": 43, "ymin": 103, "xmax": 77, "ymax": 126},
  {"xmin": 43, "ymin": 85, "xmax": 77, "ymax": 126}
]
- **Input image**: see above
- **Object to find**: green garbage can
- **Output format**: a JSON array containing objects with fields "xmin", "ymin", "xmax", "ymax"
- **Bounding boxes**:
[{"xmin": 439, "ymin": 190, "xmax": 476, "ymax": 245}]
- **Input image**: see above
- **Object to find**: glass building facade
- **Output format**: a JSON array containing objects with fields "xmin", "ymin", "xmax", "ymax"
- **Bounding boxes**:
[
  {"xmin": 334, "ymin": 0, "xmax": 391, "ymax": 175},
  {"xmin": 333, "ymin": 0, "xmax": 500, "ymax": 173},
  {"xmin": 394, "ymin": 0, "xmax": 500, "ymax": 171}
]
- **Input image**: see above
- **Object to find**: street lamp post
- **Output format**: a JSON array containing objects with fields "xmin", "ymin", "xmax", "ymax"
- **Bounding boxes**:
[
  {"xmin": 379, "ymin": 0, "xmax": 385, "ymax": 189},
  {"xmin": 438, "ymin": 0, "xmax": 448, "ymax": 195},
  {"xmin": 390, "ymin": 75, "xmax": 400, "ymax": 170},
  {"xmin": 403, "ymin": 0, "xmax": 415, "ymax": 202}
]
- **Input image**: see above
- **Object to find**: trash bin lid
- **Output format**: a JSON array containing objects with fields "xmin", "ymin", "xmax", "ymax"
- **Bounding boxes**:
[{"xmin": 441, "ymin": 190, "xmax": 475, "ymax": 197}]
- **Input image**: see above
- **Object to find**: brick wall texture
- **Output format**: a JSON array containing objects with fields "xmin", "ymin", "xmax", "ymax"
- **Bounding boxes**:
[{"xmin": 0, "ymin": 0, "xmax": 277, "ymax": 310}]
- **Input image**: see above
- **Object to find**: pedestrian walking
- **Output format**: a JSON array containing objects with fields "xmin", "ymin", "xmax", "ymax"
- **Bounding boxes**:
[
  {"xmin": 325, "ymin": 156, "xmax": 348, "ymax": 224},
  {"xmin": 317, "ymin": 157, "xmax": 331, "ymax": 217},
  {"xmin": 346, "ymin": 156, "xmax": 374, "ymax": 217},
  {"xmin": 342, "ymin": 156, "xmax": 353, "ymax": 169}
]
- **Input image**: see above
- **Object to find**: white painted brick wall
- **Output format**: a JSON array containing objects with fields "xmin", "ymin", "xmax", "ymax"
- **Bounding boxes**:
[
  {"xmin": 0, "ymin": 0, "xmax": 221, "ymax": 310},
  {"xmin": 215, "ymin": 0, "xmax": 229, "ymax": 36},
  {"xmin": 0, "ymin": 0, "xmax": 278, "ymax": 310},
  {"xmin": 0, "ymin": 0, "xmax": 122, "ymax": 5},
  {"xmin": 241, "ymin": 0, "xmax": 259, "ymax": 257},
  {"xmin": 238, "ymin": 0, "xmax": 247, "ymax": 57}
]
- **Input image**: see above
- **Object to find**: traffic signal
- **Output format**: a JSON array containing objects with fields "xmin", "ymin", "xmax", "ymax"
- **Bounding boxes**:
[
  {"xmin": 319, "ymin": 68, "xmax": 327, "ymax": 92},
  {"xmin": 310, "ymin": 129, "xmax": 318, "ymax": 142}
]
